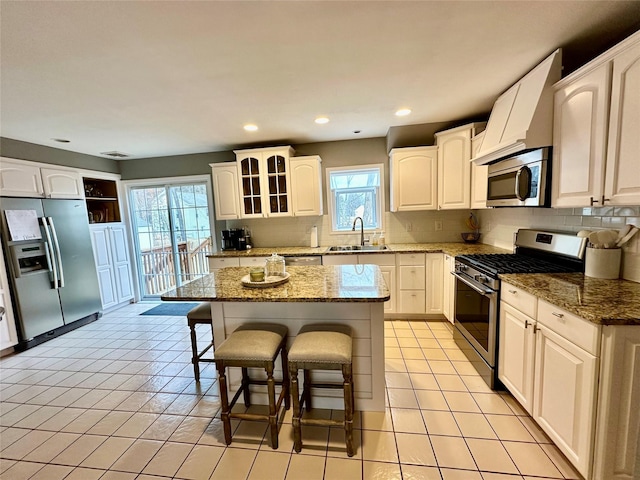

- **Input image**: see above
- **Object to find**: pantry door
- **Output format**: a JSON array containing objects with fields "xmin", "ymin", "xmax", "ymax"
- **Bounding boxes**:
[{"xmin": 129, "ymin": 181, "xmax": 214, "ymax": 298}]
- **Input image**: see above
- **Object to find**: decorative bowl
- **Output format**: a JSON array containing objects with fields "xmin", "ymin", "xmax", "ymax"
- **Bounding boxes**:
[{"xmin": 461, "ymin": 232, "xmax": 481, "ymax": 243}]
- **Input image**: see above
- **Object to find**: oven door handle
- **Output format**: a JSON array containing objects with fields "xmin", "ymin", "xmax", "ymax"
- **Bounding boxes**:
[{"xmin": 453, "ymin": 272, "xmax": 496, "ymax": 297}]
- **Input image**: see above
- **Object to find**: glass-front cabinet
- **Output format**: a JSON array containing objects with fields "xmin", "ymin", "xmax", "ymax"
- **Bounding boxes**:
[{"xmin": 234, "ymin": 146, "xmax": 294, "ymax": 218}]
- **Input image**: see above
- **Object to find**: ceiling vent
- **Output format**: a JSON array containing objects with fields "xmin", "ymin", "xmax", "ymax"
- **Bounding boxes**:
[{"xmin": 100, "ymin": 151, "xmax": 130, "ymax": 158}]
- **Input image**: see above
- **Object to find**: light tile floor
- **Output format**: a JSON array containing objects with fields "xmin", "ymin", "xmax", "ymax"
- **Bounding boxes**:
[{"xmin": 0, "ymin": 303, "xmax": 583, "ymax": 480}]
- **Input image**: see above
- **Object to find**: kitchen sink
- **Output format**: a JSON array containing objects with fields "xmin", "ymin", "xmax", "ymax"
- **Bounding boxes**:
[{"xmin": 328, "ymin": 245, "xmax": 389, "ymax": 251}]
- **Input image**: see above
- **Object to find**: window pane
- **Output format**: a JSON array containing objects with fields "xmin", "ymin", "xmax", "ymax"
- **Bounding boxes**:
[
  {"xmin": 334, "ymin": 189, "xmax": 377, "ymax": 230},
  {"xmin": 330, "ymin": 169, "xmax": 380, "ymax": 189}
]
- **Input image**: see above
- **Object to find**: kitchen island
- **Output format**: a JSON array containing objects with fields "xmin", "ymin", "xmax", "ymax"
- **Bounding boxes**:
[{"xmin": 162, "ymin": 264, "xmax": 390, "ymax": 411}]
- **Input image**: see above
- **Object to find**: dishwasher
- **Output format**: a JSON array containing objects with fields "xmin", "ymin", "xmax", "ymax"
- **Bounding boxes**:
[{"xmin": 284, "ymin": 256, "xmax": 322, "ymax": 266}]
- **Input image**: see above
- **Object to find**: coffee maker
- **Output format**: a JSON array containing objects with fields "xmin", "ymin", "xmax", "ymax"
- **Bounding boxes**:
[{"xmin": 221, "ymin": 228, "xmax": 245, "ymax": 250}]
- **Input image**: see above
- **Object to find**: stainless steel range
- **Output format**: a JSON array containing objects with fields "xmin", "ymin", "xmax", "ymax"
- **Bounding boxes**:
[{"xmin": 452, "ymin": 229, "xmax": 587, "ymax": 389}]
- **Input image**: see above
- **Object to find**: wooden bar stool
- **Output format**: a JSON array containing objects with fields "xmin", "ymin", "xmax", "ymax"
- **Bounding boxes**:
[
  {"xmin": 288, "ymin": 324, "xmax": 355, "ymax": 457},
  {"xmin": 214, "ymin": 324, "xmax": 290, "ymax": 449},
  {"xmin": 186, "ymin": 303, "xmax": 214, "ymax": 381}
]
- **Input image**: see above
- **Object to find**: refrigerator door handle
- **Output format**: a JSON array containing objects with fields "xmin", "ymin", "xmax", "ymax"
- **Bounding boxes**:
[
  {"xmin": 47, "ymin": 217, "xmax": 65, "ymax": 288},
  {"xmin": 40, "ymin": 217, "xmax": 59, "ymax": 288}
]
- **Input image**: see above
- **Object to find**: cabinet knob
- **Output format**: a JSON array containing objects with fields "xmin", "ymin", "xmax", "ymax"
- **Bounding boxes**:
[
  {"xmin": 552, "ymin": 312, "xmax": 564, "ymax": 319},
  {"xmin": 533, "ymin": 324, "xmax": 539, "ymax": 334},
  {"xmin": 508, "ymin": 289, "xmax": 517, "ymax": 294},
  {"xmin": 590, "ymin": 197, "xmax": 598, "ymax": 206}
]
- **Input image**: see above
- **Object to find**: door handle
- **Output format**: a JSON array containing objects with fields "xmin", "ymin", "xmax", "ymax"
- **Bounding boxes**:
[
  {"xmin": 47, "ymin": 217, "xmax": 65, "ymax": 288},
  {"xmin": 40, "ymin": 217, "xmax": 59, "ymax": 289}
]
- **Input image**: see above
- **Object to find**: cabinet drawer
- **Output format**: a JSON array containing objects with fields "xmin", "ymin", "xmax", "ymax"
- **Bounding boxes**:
[
  {"xmin": 239, "ymin": 256, "xmax": 269, "ymax": 267},
  {"xmin": 358, "ymin": 253, "xmax": 396, "ymax": 266},
  {"xmin": 208, "ymin": 257, "xmax": 241, "ymax": 269},
  {"xmin": 399, "ymin": 290, "xmax": 426, "ymax": 313},
  {"xmin": 537, "ymin": 300, "xmax": 601, "ymax": 356},
  {"xmin": 501, "ymin": 282, "xmax": 537, "ymax": 318},
  {"xmin": 397, "ymin": 253, "xmax": 426, "ymax": 266},
  {"xmin": 399, "ymin": 266, "xmax": 426, "ymax": 289}
]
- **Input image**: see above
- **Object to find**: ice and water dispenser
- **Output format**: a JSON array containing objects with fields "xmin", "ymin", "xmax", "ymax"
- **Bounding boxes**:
[{"xmin": 10, "ymin": 242, "xmax": 50, "ymax": 277}]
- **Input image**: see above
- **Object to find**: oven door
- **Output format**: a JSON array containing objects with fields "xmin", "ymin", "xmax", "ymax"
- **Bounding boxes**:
[{"xmin": 453, "ymin": 272, "xmax": 498, "ymax": 367}]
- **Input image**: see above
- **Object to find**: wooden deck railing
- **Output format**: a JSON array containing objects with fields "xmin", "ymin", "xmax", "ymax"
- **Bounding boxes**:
[{"xmin": 140, "ymin": 237, "xmax": 212, "ymax": 295}]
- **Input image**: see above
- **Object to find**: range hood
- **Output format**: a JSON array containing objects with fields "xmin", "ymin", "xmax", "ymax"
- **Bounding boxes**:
[{"xmin": 473, "ymin": 49, "xmax": 562, "ymax": 166}]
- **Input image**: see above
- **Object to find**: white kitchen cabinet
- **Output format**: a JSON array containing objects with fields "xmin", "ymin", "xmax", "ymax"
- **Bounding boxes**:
[
  {"xmin": 290, "ymin": 156, "xmax": 323, "ymax": 216},
  {"xmin": 40, "ymin": 167, "xmax": 84, "ymax": 199},
  {"xmin": 0, "ymin": 242, "xmax": 18, "ymax": 352},
  {"xmin": 389, "ymin": 146, "xmax": 438, "ymax": 211},
  {"xmin": 208, "ymin": 256, "xmax": 241, "ymax": 272},
  {"xmin": 211, "ymin": 163, "xmax": 240, "ymax": 220},
  {"xmin": 0, "ymin": 158, "xmax": 83, "ymax": 199},
  {"xmin": 398, "ymin": 253, "xmax": 426, "ymax": 313},
  {"xmin": 442, "ymin": 253, "xmax": 456, "ymax": 323},
  {"xmin": 498, "ymin": 302, "xmax": 536, "ymax": 414},
  {"xmin": 235, "ymin": 146, "xmax": 295, "ymax": 218},
  {"xmin": 435, "ymin": 123, "xmax": 485, "ymax": 210},
  {"xmin": 425, "ymin": 253, "xmax": 443, "ymax": 315},
  {"xmin": 553, "ymin": 31, "xmax": 640, "ymax": 207},
  {"xmin": 533, "ymin": 323, "xmax": 598, "ymax": 478},
  {"xmin": 90, "ymin": 223, "xmax": 134, "ymax": 310},
  {"xmin": 321, "ymin": 255, "xmax": 357, "ymax": 266},
  {"xmin": 603, "ymin": 35, "xmax": 640, "ymax": 205},
  {"xmin": 470, "ymin": 131, "xmax": 488, "ymax": 209}
]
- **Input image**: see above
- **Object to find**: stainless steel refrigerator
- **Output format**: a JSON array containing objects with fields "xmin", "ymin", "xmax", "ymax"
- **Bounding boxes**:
[{"xmin": 0, "ymin": 197, "xmax": 102, "ymax": 349}]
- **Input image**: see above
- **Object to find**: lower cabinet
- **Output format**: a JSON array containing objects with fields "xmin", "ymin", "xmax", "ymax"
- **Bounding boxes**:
[
  {"xmin": 499, "ymin": 282, "xmax": 601, "ymax": 479},
  {"xmin": 442, "ymin": 253, "xmax": 456, "ymax": 323},
  {"xmin": 90, "ymin": 224, "xmax": 134, "ymax": 310},
  {"xmin": 398, "ymin": 253, "xmax": 426, "ymax": 313},
  {"xmin": 425, "ymin": 253, "xmax": 443, "ymax": 315},
  {"xmin": 0, "ymin": 242, "xmax": 18, "ymax": 352}
]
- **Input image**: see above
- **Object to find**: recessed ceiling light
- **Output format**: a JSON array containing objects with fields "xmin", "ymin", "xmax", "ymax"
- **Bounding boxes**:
[
  {"xmin": 243, "ymin": 124, "xmax": 258, "ymax": 132},
  {"xmin": 395, "ymin": 108, "xmax": 412, "ymax": 117},
  {"xmin": 315, "ymin": 117, "xmax": 330, "ymax": 124},
  {"xmin": 51, "ymin": 138, "xmax": 70, "ymax": 143}
]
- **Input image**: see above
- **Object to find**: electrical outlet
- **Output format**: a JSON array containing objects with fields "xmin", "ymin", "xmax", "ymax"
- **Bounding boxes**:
[
  {"xmin": 435, "ymin": 220, "xmax": 443, "ymax": 231},
  {"xmin": 406, "ymin": 222, "xmax": 412, "ymax": 232}
]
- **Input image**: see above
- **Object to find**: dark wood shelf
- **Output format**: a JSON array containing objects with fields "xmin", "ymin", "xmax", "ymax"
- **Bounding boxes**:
[{"xmin": 83, "ymin": 177, "xmax": 121, "ymax": 223}]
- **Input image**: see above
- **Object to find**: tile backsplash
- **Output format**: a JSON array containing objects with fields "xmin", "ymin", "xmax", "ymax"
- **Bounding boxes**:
[
  {"xmin": 477, "ymin": 206, "xmax": 640, "ymax": 283},
  {"xmin": 226, "ymin": 206, "xmax": 640, "ymax": 283}
]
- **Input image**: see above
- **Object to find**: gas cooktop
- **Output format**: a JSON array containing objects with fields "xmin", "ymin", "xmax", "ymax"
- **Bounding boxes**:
[{"xmin": 456, "ymin": 253, "xmax": 582, "ymax": 276}]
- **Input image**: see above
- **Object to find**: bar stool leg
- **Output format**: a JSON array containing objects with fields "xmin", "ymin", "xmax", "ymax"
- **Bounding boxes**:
[
  {"xmin": 303, "ymin": 370, "xmax": 312, "ymax": 411},
  {"xmin": 281, "ymin": 348, "xmax": 291, "ymax": 410},
  {"xmin": 216, "ymin": 362, "xmax": 232, "ymax": 445},
  {"xmin": 343, "ymin": 364, "xmax": 355, "ymax": 457},
  {"xmin": 241, "ymin": 367, "xmax": 251, "ymax": 407},
  {"xmin": 290, "ymin": 364, "xmax": 302, "ymax": 453},
  {"xmin": 189, "ymin": 321, "xmax": 201, "ymax": 381},
  {"xmin": 266, "ymin": 363, "xmax": 278, "ymax": 449}
]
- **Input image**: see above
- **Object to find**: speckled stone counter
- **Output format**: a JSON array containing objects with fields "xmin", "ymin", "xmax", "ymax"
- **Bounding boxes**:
[
  {"xmin": 500, "ymin": 273, "xmax": 640, "ymax": 325},
  {"xmin": 161, "ymin": 265, "xmax": 390, "ymax": 303},
  {"xmin": 207, "ymin": 242, "xmax": 510, "ymax": 258}
]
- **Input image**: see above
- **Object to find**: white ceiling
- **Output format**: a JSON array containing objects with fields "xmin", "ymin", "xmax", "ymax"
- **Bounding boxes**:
[{"xmin": 1, "ymin": 1, "xmax": 639, "ymax": 159}]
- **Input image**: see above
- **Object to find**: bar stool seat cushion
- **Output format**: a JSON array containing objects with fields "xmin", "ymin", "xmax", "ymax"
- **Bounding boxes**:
[
  {"xmin": 216, "ymin": 324, "xmax": 288, "ymax": 361},
  {"xmin": 289, "ymin": 325, "xmax": 352, "ymax": 364},
  {"xmin": 187, "ymin": 303, "xmax": 211, "ymax": 321}
]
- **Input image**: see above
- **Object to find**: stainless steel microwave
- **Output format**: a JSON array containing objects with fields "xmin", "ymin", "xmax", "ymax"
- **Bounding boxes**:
[{"xmin": 486, "ymin": 148, "xmax": 550, "ymax": 207}]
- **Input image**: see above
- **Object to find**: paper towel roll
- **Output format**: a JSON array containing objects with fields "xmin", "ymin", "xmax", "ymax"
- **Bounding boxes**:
[{"xmin": 310, "ymin": 225, "xmax": 318, "ymax": 248}]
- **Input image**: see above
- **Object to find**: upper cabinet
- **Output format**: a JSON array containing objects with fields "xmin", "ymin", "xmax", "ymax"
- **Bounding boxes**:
[
  {"xmin": 470, "ymin": 131, "xmax": 488, "ymax": 209},
  {"xmin": 0, "ymin": 158, "xmax": 83, "ymax": 199},
  {"xmin": 389, "ymin": 146, "xmax": 438, "ymax": 212},
  {"xmin": 212, "ymin": 147, "xmax": 324, "ymax": 220},
  {"xmin": 235, "ymin": 146, "xmax": 295, "ymax": 218},
  {"xmin": 553, "ymin": 31, "xmax": 640, "ymax": 207},
  {"xmin": 435, "ymin": 123, "xmax": 485, "ymax": 210},
  {"xmin": 211, "ymin": 163, "xmax": 240, "ymax": 220},
  {"xmin": 83, "ymin": 177, "xmax": 122, "ymax": 223},
  {"xmin": 290, "ymin": 156, "xmax": 323, "ymax": 216}
]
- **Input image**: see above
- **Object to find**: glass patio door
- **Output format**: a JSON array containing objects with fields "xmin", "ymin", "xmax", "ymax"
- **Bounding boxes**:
[{"xmin": 130, "ymin": 183, "xmax": 213, "ymax": 298}]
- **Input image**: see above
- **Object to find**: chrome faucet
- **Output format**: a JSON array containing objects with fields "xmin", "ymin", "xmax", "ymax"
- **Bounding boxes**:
[{"xmin": 352, "ymin": 216, "xmax": 365, "ymax": 246}]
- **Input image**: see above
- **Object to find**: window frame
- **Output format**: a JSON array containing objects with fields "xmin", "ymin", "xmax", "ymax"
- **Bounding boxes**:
[{"xmin": 325, "ymin": 163, "xmax": 385, "ymax": 235}]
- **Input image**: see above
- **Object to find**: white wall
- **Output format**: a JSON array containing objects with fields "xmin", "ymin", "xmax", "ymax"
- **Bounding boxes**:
[{"xmin": 477, "ymin": 206, "xmax": 640, "ymax": 282}]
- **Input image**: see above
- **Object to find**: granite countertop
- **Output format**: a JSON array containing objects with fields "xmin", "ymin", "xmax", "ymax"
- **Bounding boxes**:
[
  {"xmin": 161, "ymin": 265, "xmax": 390, "ymax": 303},
  {"xmin": 207, "ymin": 242, "xmax": 510, "ymax": 258},
  {"xmin": 500, "ymin": 273, "xmax": 640, "ymax": 326}
]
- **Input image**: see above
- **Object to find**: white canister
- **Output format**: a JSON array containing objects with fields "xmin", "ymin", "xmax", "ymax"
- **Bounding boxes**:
[
  {"xmin": 584, "ymin": 247, "xmax": 621, "ymax": 279},
  {"xmin": 310, "ymin": 225, "xmax": 318, "ymax": 248}
]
